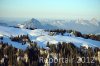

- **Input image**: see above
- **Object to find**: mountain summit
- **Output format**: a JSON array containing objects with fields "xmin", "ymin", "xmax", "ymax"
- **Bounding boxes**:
[{"xmin": 24, "ymin": 18, "xmax": 42, "ymax": 29}]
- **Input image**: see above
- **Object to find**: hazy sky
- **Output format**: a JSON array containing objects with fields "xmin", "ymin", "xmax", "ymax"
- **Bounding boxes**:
[{"xmin": 0, "ymin": 0, "xmax": 100, "ymax": 19}]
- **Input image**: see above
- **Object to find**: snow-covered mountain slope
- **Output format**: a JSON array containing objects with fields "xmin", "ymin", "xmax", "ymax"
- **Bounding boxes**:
[
  {"xmin": 0, "ymin": 35, "xmax": 28, "ymax": 50},
  {"xmin": 0, "ymin": 26, "xmax": 100, "ymax": 50}
]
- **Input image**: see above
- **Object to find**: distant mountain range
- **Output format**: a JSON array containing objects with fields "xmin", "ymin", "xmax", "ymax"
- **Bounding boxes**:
[
  {"xmin": 23, "ymin": 18, "xmax": 58, "ymax": 29},
  {"xmin": 0, "ymin": 18, "xmax": 100, "ymax": 34}
]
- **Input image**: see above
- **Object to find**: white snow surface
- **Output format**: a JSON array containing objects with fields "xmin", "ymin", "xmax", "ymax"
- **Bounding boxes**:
[
  {"xmin": 0, "ymin": 34, "xmax": 3, "ymax": 37},
  {"xmin": 0, "ymin": 26, "xmax": 100, "ymax": 50},
  {"xmin": 0, "ymin": 36, "xmax": 28, "ymax": 50}
]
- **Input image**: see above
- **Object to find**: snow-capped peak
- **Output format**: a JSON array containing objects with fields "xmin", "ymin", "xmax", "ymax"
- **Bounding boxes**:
[{"xmin": 24, "ymin": 18, "xmax": 42, "ymax": 29}]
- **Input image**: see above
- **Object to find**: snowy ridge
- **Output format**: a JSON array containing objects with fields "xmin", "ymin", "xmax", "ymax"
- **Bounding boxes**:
[{"xmin": 0, "ymin": 26, "xmax": 100, "ymax": 50}]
